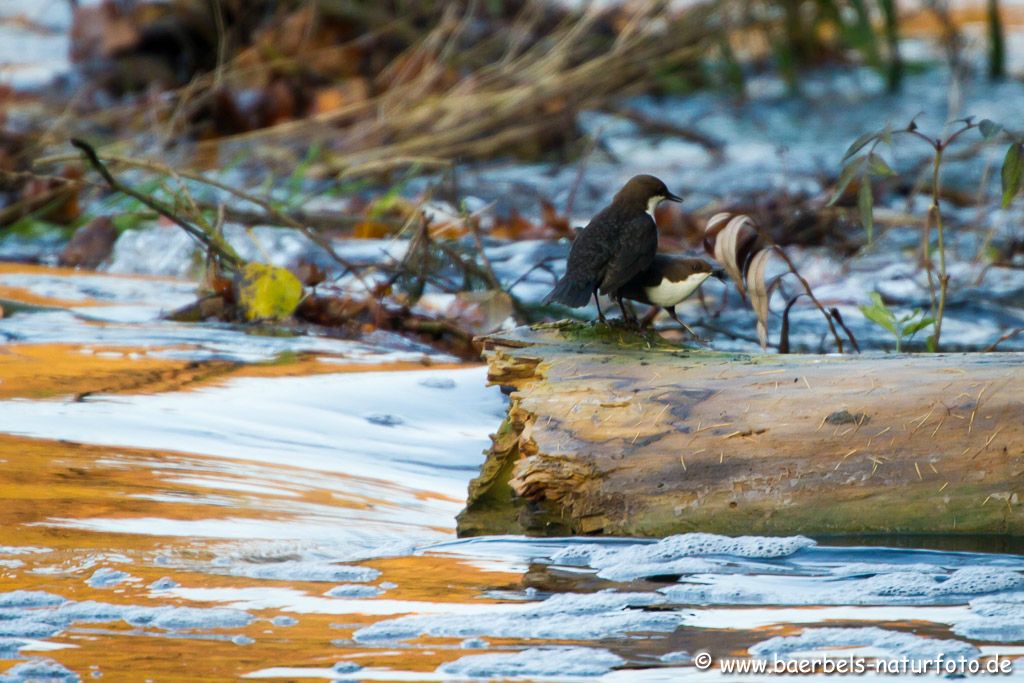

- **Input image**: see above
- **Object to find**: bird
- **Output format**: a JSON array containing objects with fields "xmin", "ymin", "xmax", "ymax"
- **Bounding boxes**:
[
  {"xmin": 543, "ymin": 174, "xmax": 681, "ymax": 322},
  {"xmin": 617, "ymin": 254, "xmax": 723, "ymax": 335}
]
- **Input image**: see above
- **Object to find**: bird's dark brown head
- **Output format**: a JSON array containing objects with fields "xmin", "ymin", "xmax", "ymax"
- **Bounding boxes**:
[
  {"xmin": 659, "ymin": 256, "xmax": 715, "ymax": 282},
  {"xmin": 614, "ymin": 174, "xmax": 683, "ymax": 212}
]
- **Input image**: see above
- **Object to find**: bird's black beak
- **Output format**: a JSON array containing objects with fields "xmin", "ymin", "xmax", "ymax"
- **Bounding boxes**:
[
  {"xmin": 665, "ymin": 191, "xmax": 683, "ymax": 203},
  {"xmin": 711, "ymin": 267, "xmax": 727, "ymax": 282}
]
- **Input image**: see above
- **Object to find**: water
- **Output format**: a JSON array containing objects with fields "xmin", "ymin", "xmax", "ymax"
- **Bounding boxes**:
[
  {"xmin": 1, "ymin": 265, "xmax": 1024, "ymax": 681},
  {"xmin": 4, "ymin": 4, "xmax": 1024, "ymax": 678}
]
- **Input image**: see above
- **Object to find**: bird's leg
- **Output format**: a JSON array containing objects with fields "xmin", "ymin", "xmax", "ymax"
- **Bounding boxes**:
[
  {"xmin": 616, "ymin": 297, "xmax": 640, "ymax": 328},
  {"xmin": 666, "ymin": 306, "xmax": 700, "ymax": 338},
  {"xmin": 593, "ymin": 289, "xmax": 606, "ymax": 324},
  {"xmin": 639, "ymin": 306, "xmax": 659, "ymax": 329},
  {"xmin": 616, "ymin": 297, "xmax": 630, "ymax": 321}
]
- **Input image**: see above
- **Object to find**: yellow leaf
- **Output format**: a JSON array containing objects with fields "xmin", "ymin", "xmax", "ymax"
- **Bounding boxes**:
[{"xmin": 234, "ymin": 263, "xmax": 303, "ymax": 321}]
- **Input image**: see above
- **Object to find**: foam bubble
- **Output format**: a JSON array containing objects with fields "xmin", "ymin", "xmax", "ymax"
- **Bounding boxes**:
[
  {"xmin": 124, "ymin": 606, "xmax": 254, "ymax": 631},
  {"xmin": 0, "ymin": 659, "xmax": 80, "ymax": 683},
  {"xmin": 438, "ymin": 646, "xmax": 624, "ymax": 678},
  {"xmin": 353, "ymin": 590, "xmax": 676, "ymax": 642},
  {"xmin": 86, "ymin": 568, "xmax": 131, "ymax": 589},
  {"xmin": 551, "ymin": 533, "xmax": 816, "ymax": 581},
  {"xmin": 750, "ymin": 627, "xmax": 979, "ymax": 661},
  {"xmin": 325, "ymin": 585, "xmax": 384, "ymax": 598},
  {"xmin": 228, "ymin": 562, "xmax": 380, "ymax": 583},
  {"xmin": 953, "ymin": 593, "xmax": 1024, "ymax": 642},
  {"xmin": 0, "ymin": 592, "xmax": 65, "ymax": 609}
]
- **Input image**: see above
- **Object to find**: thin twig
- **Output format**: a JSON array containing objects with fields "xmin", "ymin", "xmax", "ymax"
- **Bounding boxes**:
[
  {"xmin": 69, "ymin": 139, "xmax": 242, "ymax": 268},
  {"xmin": 984, "ymin": 327, "xmax": 1024, "ymax": 352}
]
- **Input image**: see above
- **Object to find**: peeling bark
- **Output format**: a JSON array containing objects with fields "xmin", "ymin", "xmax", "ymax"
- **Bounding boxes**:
[{"xmin": 458, "ymin": 322, "xmax": 1024, "ymax": 538}]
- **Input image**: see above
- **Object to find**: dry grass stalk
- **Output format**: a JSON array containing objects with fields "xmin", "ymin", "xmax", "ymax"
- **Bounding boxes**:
[{"xmin": 189, "ymin": 2, "xmax": 720, "ymax": 173}]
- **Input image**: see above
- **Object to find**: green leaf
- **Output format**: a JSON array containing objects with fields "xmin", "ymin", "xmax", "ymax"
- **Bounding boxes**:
[
  {"xmin": 1001, "ymin": 142, "xmax": 1024, "ymax": 208},
  {"xmin": 903, "ymin": 316, "xmax": 935, "ymax": 338},
  {"xmin": 843, "ymin": 131, "xmax": 879, "ymax": 161},
  {"xmin": 829, "ymin": 155, "xmax": 867, "ymax": 206},
  {"xmin": 859, "ymin": 292, "xmax": 898, "ymax": 336},
  {"xmin": 979, "ymin": 119, "xmax": 1002, "ymax": 140},
  {"xmin": 858, "ymin": 179, "xmax": 874, "ymax": 245},
  {"xmin": 234, "ymin": 263, "xmax": 304, "ymax": 322},
  {"xmin": 867, "ymin": 153, "xmax": 897, "ymax": 177}
]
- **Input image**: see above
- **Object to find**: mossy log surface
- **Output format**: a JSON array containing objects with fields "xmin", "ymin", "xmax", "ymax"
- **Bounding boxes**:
[{"xmin": 457, "ymin": 322, "xmax": 1024, "ymax": 538}]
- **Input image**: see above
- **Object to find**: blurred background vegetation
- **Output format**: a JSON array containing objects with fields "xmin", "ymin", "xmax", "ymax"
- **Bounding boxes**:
[{"xmin": 2, "ymin": 0, "xmax": 1022, "ymax": 353}]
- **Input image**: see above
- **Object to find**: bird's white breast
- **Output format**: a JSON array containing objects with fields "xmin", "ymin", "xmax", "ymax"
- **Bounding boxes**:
[
  {"xmin": 646, "ymin": 195, "xmax": 663, "ymax": 220},
  {"xmin": 644, "ymin": 272, "xmax": 710, "ymax": 306}
]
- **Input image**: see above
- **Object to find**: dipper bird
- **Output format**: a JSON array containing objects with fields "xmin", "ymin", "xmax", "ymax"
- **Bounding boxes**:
[
  {"xmin": 618, "ymin": 254, "xmax": 722, "ymax": 335},
  {"xmin": 544, "ymin": 174, "xmax": 681, "ymax": 322}
]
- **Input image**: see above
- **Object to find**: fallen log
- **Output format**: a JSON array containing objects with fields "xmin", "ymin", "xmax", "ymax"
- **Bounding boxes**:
[{"xmin": 457, "ymin": 322, "xmax": 1024, "ymax": 538}]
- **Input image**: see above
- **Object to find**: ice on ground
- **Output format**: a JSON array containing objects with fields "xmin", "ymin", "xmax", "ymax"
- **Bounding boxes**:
[
  {"xmin": 438, "ymin": 646, "xmax": 624, "ymax": 678},
  {"xmin": 750, "ymin": 627, "xmax": 979, "ymax": 661},
  {"xmin": 353, "ymin": 590, "xmax": 678, "ymax": 642}
]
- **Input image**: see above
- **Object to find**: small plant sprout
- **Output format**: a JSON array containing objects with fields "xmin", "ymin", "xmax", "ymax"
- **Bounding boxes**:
[
  {"xmin": 859, "ymin": 292, "xmax": 934, "ymax": 353},
  {"xmin": 834, "ymin": 116, "xmax": 1023, "ymax": 352}
]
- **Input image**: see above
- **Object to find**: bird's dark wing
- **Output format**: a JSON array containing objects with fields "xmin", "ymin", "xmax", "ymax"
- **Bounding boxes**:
[{"xmin": 598, "ymin": 214, "xmax": 658, "ymax": 294}]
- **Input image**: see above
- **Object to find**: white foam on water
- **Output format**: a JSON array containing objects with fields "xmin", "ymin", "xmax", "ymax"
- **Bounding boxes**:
[
  {"xmin": 85, "ymin": 568, "xmax": 133, "ymax": 589},
  {"xmin": 0, "ymin": 659, "xmax": 79, "ymax": 683},
  {"xmin": 438, "ymin": 646, "xmax": 624, "ymax": 678},
  {"xmin": 659, "ymin": 565, "xmax": 1024, "ymax": 607},
  {"xmin": 954, "ymin": 593, "xmax": 1024, "ymax": 642},
  {"xmin": 550, "ymin": 533, "xmax": 816, "ymax": 581},
  {"xmin": 325, "ymin": 585, "xmax": 384, "ymax": 598},
  {"xmin": 750, "ymin": 626, "xmax": 980, "ymax": 661},
  {"xmin": 353, "ymin": 590, "xmax": 678, "ymax": 642},
  {"xmin": 681, "ymin": 605, "xmax": 968, "ymax": 630},
  {"xmin": 229, "ymin": 562, "xmax": 380, "ymax": 583}
]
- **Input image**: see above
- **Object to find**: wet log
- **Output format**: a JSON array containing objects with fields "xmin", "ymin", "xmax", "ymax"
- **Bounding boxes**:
[{"xmin": 457, "ymin": 322, "xmax": 1024, "ymax": 538}]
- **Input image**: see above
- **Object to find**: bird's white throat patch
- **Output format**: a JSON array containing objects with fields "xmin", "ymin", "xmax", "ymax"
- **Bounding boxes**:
[
  {"xmin": 646, "ymin": 195, "xmax": 664, "ymax": 220},
  {"xmin": 644, "ymin": 272, "xmax": 710, "ymax": 306}
]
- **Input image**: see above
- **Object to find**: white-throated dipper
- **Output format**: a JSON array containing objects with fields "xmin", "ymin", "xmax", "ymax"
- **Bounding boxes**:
[
  {"xmin": 543, "ymin": 174, "xmax": 682, "ymax": 322},
  {"xmin": 617, "ymin": 254, "xmax": 721, "ymax": 334}
]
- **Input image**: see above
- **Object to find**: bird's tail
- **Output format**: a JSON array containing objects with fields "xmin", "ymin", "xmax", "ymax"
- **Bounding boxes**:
[{"xmin": 543, "ymin": 276, "xmax": 594, "ymax": 308}]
